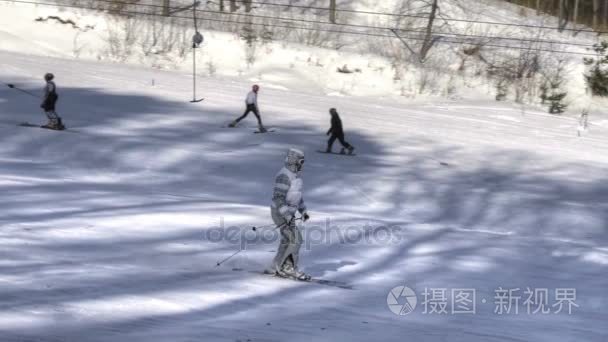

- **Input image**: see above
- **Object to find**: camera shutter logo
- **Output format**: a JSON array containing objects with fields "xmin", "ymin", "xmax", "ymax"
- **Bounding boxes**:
[{"xmin": 387, "ymin": 286, "xmax": 417, "ymax": 315}]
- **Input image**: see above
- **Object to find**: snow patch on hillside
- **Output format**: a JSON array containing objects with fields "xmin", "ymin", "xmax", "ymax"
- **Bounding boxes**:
[{"xmin": 1, "ymin": 0, "xmax": 608, "ymax": 118}]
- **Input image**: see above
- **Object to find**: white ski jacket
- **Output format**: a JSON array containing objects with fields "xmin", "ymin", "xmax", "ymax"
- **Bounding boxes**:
[
  {"xmin": 245, "ymin": 91, "xmax": 258, "ymax": 107},
  {"xmin": 271, "ymin": 149, "xmax": 307, "ymax": 220}
]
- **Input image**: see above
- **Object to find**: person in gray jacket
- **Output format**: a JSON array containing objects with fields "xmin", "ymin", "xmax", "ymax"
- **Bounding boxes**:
[{"xmin": 267, "ymin": 148, "xmax": 311, "ymax": 280}]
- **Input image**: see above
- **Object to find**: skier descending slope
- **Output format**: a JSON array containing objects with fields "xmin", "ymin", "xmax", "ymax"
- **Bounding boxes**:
[
  {"xmin": 40, "ymin": 73, "xmax": 65, "ymax": 130},
  {"xmin": 267, "ymin": 148, "xmax": 311, "ymax": 280},
  {"xmin": 326, "ymin": 108, "xmax": 354, "ymax": 154},
  {"xmin": 229, "ymin": 84, "xmax": 267, "ymax": 132}
]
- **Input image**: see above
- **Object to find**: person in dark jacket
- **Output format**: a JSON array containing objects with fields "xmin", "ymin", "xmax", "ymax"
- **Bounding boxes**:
[
  {"xmin": 326, "ymin": 108, "xmax": 354, "ymax": 154},
  {"xmin": 41, "ymin": 73, "xmax": 64, "ymax": 130}
]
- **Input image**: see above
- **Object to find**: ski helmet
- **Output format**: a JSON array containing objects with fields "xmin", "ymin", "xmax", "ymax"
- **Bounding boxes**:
[
  {"xmin": 252, "ymin": 84, "xmax": 260, "ymax": 92},
  {"xmin": 44, "ymin": 73, "xmax": 54, "ymax": 81},
  {"xmin": 285, "ymin": 148, "xmax": 305, "ymax": 172},
  {"xmin": 329, "ymin": 108, "xmax": 338, "ymax": 115}
]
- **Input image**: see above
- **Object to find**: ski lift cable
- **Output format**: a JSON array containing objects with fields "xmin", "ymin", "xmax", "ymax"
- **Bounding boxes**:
[
  {"xmin": 1, "ymin": 0, "xmax": 601, "ymax": 56},
  {"xmin": 5, "ymin": 0, "xmax": 597, "ymax": 49}
]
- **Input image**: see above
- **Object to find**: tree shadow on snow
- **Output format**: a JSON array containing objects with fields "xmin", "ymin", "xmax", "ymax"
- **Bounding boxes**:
[{"xmin": 0, "ymin": 83, "xmax": 607, "ymax": 341}]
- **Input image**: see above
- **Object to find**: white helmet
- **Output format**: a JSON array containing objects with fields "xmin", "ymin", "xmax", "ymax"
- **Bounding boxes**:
[{"xmin": 284, "ymin": 148, "xmax": 305, "ymax": 172}]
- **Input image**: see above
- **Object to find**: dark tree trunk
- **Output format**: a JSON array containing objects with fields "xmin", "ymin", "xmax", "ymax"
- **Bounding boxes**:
[
  {"xmin": 329, "ymin": 0, "xmax": 337, "ymax": 23},
  {"xmin": 594, "ymin": 0, "xmax": 600, "ymax": 28},
  {"xmin": 163, "ymin": 0, "xmax": 170, "ymax": 16},
  {"xmin": 420, "ymin": 0, "xmax": 438, "ymax": 61},
  {"xmin": 604, "ymin": 0, "xmax": 608, "ymax": 26},
  {"xmin": 558, "ymin": 0, "xmax": 568, "ymax": 31}
]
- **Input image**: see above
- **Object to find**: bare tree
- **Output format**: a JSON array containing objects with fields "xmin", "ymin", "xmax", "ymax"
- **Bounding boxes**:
[
  {"xmin": 219, "ymin": 0, "xmax": 224, "ymax": 12},
  {"xmin": 391, "ymin": 0, "xmax": 463, "ymax": 63},
  {"xmin": 230, "ymin": 0, "xmax": 237, "ymax": 12},
  {"xmin": 420, "ymin": 0, "xmax": 439, "ymax": 61}
]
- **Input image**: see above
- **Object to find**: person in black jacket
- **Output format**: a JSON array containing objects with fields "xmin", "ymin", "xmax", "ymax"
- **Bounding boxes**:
[
  {"xmin": 326, "ymin": 108, "xmax": 355, "ymax": 154},
  {"xmin": 41, "ymin": 73, "xmax": 64, "ymax": 130}
]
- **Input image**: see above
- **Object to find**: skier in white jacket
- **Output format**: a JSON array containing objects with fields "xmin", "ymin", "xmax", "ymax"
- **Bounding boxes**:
[
  {"xmin": 267, "ymin": 148, "xmax": 311, "ymax": 280},
  {"xmin": 229, "ymin": 84, "xmax": 266, "ymax": 132}
]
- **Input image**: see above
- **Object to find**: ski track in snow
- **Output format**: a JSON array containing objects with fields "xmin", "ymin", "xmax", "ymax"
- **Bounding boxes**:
[{"xmin": 0, "ymin": 51, "xmax": 607, "ymax": 342}]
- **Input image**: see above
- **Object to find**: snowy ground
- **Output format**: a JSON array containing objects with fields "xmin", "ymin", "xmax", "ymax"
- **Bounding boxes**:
[{"xmin": 1, "ymin": 50, "xmax": 607, "ymax": 341}]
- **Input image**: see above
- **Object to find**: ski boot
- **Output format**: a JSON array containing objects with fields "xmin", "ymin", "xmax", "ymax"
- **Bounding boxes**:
[
  {"xmin": 276, "ymin": 259, "xmax": 311, "ymax": 281},
  {"xmin": 40, "ymin": 120, "xmax": 54, "ymax": 129},
  {"xmin": 325, "ymin": 147, "xmax": 332, "ymax": 153},
  {"xmin": 347, "ymin": 146, "xmax": 355, "ymax": 155},
  {"xmin": 228, "ymin": 120, "xmax": 238, "ymax": 128},
  {"xmin": 276, "ymin": 268, "xmax": 310, "ymax": 281},
  {"xmin": 276, "ymin": 259, "xmax": 295, "ymax": 279},
  {"xmin": 56, "ymin": 117, "xmax": 65, "ymax": 130},
  {"xmin": 41, "ymin": 118, "xmax": 65, "ymax": 130},
  {"xmin": 258, "ymin": 125, "xmax": 268, "ymax": 133},
  {"xmin": 294, "ymin": 270, "xmax": 312, "ymax": 281},
  {"xmin": 340, "ymin": 148, "xmax": 346, "ymax": 155}
]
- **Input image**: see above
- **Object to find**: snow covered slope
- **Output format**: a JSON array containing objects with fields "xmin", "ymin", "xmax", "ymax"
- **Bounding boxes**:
[{"xmin": 1, "ymin": 46, "xmax": 607, "ymax": 341}]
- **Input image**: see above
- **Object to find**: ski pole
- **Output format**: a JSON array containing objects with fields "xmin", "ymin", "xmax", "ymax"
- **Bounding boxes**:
[
  {"xmin": 215, "ymin": 249, "xmax": 244, "ymax": 267},
  {"xmin": 215, "ymin": 222, "xmax": 288, "ymax": 267},
  {"xmin": 251, "ymin": 222, "xmax": 275, "ymax": 231},
  {"xmin": 252, "ymin": 217, "xmax": 302, "ymax": 231},
  {"xmin": 4, "ymin": 83, "xmax": 40, "ymax": 98},
  {"xmin": 215, "ymin": 217, "xmax": 302, "ymax": 267}
]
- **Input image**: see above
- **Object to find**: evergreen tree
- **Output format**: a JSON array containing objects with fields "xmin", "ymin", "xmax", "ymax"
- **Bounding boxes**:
[
  {"xmin": 584, "ymin": 41, "xmax": 608, "ymax": 97},
  {"xmin": 547, "ymin": 90, "xmax": 567, "ymax": 114},
  {"xmin": 541, "ymin": 60, "xmax": 568, "ymax": 114}
]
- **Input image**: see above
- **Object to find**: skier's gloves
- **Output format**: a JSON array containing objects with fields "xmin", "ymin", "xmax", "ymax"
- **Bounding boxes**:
[
  {"xmin": 303, "ymin": 212, "xmax": 310, "ymax": 222},
  {"xmin": 286, "ymin": 215, "xmax": 295, "ymax": 225},
  {"xmin": 284, "ymin": 206, "xmax": 298, "ymax": 222}
]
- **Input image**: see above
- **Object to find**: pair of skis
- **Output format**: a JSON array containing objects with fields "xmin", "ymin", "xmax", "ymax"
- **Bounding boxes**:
[
  {"xmin": 232, "ymin": 268, "xmax": 353, "ymax": 290},
  {"xmin": 316, "ymin": 150, "xmax": 357, "ymax": 156},
  {"xmin": 18, "ymin": 122, "xmax": 72, "ymax": 132},
  {"xmin": 223, "ymin": 123, "xmax": 275, "ymax": 134},
  {"xmin": 254, "ymin": 129, "xmax": 275, "ymax": 134}
]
